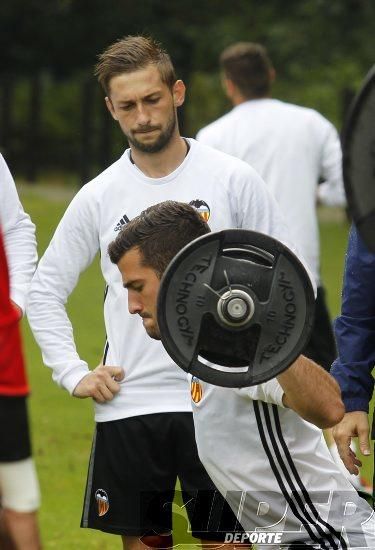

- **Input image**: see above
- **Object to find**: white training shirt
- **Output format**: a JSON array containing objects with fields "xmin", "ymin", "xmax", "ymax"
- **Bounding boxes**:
[
  {"xmin": 27, "ymin": 139, "xmax": 301, "ymax": 422},
  {"xmin": 0, "ymin": 153, "xmax": 37, "ymax": 312},
  {"xmin": 197, "ymin": 99, "xmax": 346, "ymax": 284},
  {"xmin": 191, "ymin": 377, "xmax": 375, "ymax": 548}
]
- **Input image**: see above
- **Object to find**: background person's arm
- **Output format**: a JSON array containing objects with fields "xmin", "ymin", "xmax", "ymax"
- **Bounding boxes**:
[
  {"xmin": 0, "ymin": 154, "xmax": 37, "ymax": 314},
  {"xmin": 331, "ymin": 225, "xmax": 375, "ymax": 471},
  {"xmin": 331, "ymin": 226, "xmax": 375, "ymax": 412},
  {"xmin": 316, "ymin": 115, "xmax": 346, "ymax": 207}
]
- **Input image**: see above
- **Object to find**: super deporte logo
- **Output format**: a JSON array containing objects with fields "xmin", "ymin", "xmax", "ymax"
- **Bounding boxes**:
[{"xmin": 225, "ymin": 532, "xmax": 283, "ymax": 544}]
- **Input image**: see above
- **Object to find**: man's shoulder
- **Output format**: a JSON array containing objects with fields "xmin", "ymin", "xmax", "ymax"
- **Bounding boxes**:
[
  {"xmin": 0, "ymin": 153, "xmax": 14, "ymax": 184},
  {"xmin": 78, "ymin": 152, "xmax": 129, "ymax": 199},
  {"xmin": 196, "ymin": 109, "xmax": 237, "ymax": 142},
  {"xmin": 192, "ymin": 139, "xmax": 258, "ymax": 177},
  {"xmin": 197, "ymin": 100, "xmax": 331, "ymax": 139},
  {"xmin": 279, "ymin": 100, "xmax": 331, "ymax": 126}
]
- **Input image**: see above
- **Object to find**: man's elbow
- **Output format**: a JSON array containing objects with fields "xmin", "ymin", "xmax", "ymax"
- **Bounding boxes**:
[{"xmin": 316, "ymin": 398, "xmax": 345, "ymax": 429}]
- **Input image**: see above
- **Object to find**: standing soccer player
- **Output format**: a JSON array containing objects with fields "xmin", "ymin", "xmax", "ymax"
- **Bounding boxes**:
[{"xmin": 28, "ymin": 35, "xmax": 297, "ymax": 549}]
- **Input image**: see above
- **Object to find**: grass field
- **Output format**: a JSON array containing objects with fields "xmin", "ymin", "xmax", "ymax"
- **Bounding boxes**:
[{"xmin": 18, "ymin": 184, "xmax": 373, "ymax": 549}]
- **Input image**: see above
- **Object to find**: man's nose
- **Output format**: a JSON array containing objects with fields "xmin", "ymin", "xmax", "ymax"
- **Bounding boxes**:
[
  {"xmin": 128, "ymin": 296, "xmax": 142, "ymax": 315},
  {"xmin": 136, "ymin": 104, "xmax": 150, "ymax": 125}
]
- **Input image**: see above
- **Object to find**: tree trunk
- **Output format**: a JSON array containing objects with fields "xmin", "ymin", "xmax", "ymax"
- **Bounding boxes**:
[
  {"xmin": 26, "ymin": 73, "xmax": 42, "ymax": 183},
  {"xmin": 80, "ymin": 76, "xmax": 94, "ymax": 186},
  {"xmin": 0, "ymin": 76, "xmax": 14, "ymax": 162},
  {"xmin": 98, "ymin": 99, "xmax": 112, "ymax": 172}
]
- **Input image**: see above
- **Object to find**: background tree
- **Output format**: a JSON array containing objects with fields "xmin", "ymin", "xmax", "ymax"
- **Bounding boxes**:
[{"xmin": 0, "ymin": 0, "xmax": 373, "ymax": 183}]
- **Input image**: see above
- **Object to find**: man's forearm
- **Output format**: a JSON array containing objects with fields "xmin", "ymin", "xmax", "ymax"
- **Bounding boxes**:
[{"xmin": 278, "ymin": 355, "xmax": 345, "ymax": 428}]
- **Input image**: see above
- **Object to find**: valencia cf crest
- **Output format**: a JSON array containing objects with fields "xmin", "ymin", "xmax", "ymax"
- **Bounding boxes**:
[
  {"xmin": 95, "ymin": 489, "xmax": 109, "ymax": 517},
  {"xmin": 191, "ymin": 376, "xmax": 203, "ymax": 403},
  {"xmin": 189, "ymin": 199, "xmax": 211, "ymax": 222}
]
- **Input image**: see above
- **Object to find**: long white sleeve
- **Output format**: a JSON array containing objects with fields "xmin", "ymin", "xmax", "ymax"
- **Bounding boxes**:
[
  {"xmin": 317, "ymin": 121, "xmax": 346, "ymax": 207},
  {"xmin": 27, "ymin": 185, "xmax": 100, "ymax": 393},
  {"xmin": 245, "ymin": 377, "xmax": 285, "ymax": 407},
  {"xmin": 0, "ymin": 154, "xmax": 37, "ymax": 312}
]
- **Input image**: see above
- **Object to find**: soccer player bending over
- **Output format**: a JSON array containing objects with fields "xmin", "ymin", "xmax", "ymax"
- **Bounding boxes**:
[{"xmin": 109, "ymin": 200, "xmax": 375, "ymax": 550}]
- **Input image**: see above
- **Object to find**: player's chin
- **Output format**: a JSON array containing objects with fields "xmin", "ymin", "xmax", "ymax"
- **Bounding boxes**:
[{"xmin": 145, "ymin": 324, "xmax": 161, "ymax": 341}]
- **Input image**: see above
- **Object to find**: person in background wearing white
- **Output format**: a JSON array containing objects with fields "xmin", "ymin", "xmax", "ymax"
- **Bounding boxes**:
[{"xmin": 0, "ymin": 153, "xmax": 41, "ymax": 549}]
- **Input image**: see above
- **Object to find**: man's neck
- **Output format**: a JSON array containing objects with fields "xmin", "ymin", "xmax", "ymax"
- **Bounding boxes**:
[
  {"xmin": 232, "ymin": 93, "xmax": 270, "ymax": 106},
  {"xmin": 130, "ymin": 134, "xmax": 189, "ymax": 178}
]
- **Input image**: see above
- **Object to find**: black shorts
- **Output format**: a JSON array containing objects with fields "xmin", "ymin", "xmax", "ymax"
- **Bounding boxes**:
[
  {"xmin": 302, "ymin": 286, "xmax": 336, "ymax": 372},
  {"xmin": 0, "ymin": 396, "xmax": 31, "ymax": 462},
  {"xmin": 81, "ymin": 412, "xmax": 242, "ymax": 540}
]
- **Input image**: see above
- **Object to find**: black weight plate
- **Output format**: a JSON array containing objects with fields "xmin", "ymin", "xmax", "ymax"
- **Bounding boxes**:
[
  {"xmin": 342, "ymin": 65, "xmax": 375, "ymax": 251},
  {"xmin": 157, "ymin": 229, "xmax": 315, "ymax": 388}
]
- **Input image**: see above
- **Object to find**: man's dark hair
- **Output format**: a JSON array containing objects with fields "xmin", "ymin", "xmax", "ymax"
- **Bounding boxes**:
[
  {"xmin": 220, "ymin": 42, "xmax": 273, "ymax": 99},
  {"xmin": 95, "ymin": 35, "xmax": 177, "ymax": 95},
  {"xmin": 108, "ymin": 201, "xmax": 210, "ymax": 277}
]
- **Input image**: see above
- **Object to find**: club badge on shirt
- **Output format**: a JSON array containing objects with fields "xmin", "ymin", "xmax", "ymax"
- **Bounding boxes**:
[
  {"xmin": 191, "ymin": 376, "xmax": 203, "ymax": 403},
  {"xmin": 95, "ymin": 489, "xmax": 109, "ymax": 516},
  {"xmin": 189, "ymin": 199, "xmax": 211, "ymax": 222}
]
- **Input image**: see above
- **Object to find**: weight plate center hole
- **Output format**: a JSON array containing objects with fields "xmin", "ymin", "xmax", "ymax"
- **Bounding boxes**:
[{"xmin": 217, "ymin": 289, "xmax": 255, "ymax": 327}]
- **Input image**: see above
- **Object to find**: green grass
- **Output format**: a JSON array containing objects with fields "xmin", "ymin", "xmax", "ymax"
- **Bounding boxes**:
[{"xmin": 18, "ymin": 189, "xmax": 373, "ymax": 548}]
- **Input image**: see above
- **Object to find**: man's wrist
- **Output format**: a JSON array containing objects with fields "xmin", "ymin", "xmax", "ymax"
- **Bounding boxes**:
[{"xmin": 60, "ymin": 365, "xmax": 91, "ymax": 395}]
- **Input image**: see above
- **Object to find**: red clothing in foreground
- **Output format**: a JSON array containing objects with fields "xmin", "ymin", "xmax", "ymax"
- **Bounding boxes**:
[{"xmin": 0, "ymin": 227, "xmax": 29, "ymax": 395}]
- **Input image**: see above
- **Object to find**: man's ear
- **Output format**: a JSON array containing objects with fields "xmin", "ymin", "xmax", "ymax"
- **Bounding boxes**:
[
  {"xmin": 172, "ymin": 80, "xmax": 186, "ymax": 107},
  {"xmin": 222, "ymin": 76, "xmax": 235, "ymax": 100},
  {"xmin": 105, "ymin": 96, "xmax": 118, "ymax": 121}
]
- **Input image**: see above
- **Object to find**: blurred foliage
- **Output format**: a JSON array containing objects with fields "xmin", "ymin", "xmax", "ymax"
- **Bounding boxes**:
[{"xmin": 0, "ymin": 0, "xmax": 374, "ymax": 180}]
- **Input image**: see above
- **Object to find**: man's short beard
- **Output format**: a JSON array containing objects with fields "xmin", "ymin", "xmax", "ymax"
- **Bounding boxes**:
[
  {"xmin": 128, "ymin": 111, "xmax": 177, "ymax": 154},
  {"xmin": 145, "ymin": 326, "xmax": 161, "ymax": 341}
]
